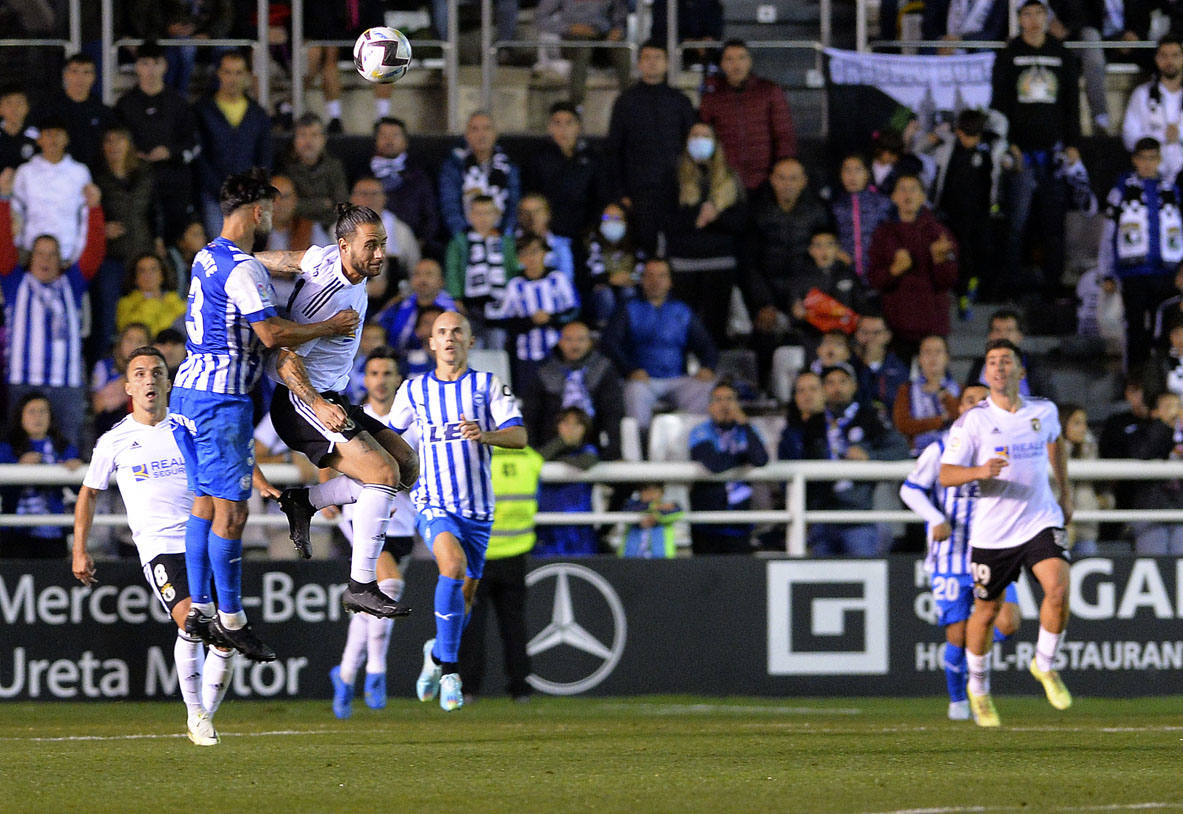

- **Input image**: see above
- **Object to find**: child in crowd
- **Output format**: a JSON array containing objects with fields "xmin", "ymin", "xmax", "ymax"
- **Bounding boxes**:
[
  {"xmin": 585, "ymin": 201, "xmax": 641, "ymax": 328},
  {"xmin": 788, "ymin": 226, "xmax": 872, "ymax": 346},
  {"xmin": 517, "ymin": 192, "xmax": 575, "ymax": 284},
  {"xmin": 620, "ymin": 483, "xmax": 683, "ymax": 558},
  {"xmin": 92, "ymin": 322, "xmax": 151, "ymax": 438},
  {"xmin": 1149, "ymin": 311, "xmax": 1183, "ymax": 399},
  {"xmin": 893, "ymin": 334, "xmax": 960, "ymax": 456},
  {"xmin": 498, "ymin": 234, "xmax": 580, "ymax": 389},
  {"xmin": 809, "ymin": 329, "xmax": 854, "ymax": 375},
  {"xmin": 1059, "ymin": 403, "xmax": 1106, "ymax": 556},
  {"xmin": 830, "ymin": 152, "xmax": 891, "ymax": 282},
  {"xmin": 0, "ymin": 392, "xmax": 82, "ymax": 559},
  {"xmin": 536, "ymin": 407, "xmax": 600, "ymax": 557},
  {"xmin": 445, "ymin": 193, "xmax": 518, "ymax": 347},
  {"xmin": 116, "ymin": 252, "xmax": 186, "ymax": 337}
]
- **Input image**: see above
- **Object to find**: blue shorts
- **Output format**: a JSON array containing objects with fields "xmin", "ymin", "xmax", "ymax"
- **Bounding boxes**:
[
  {"xmin": 170, "ymin": 386, "xmax": 255, "ymax": 501},
  {"xmin": 933, "ymin": 573, "xmax": 1018, "ymax": 627},
  {"xmin": 414, "ymin": 507, "xmax": 491, "ymax": 580}
]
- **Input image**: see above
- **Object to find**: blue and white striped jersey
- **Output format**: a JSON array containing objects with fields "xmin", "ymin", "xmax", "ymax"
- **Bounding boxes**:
[
  {"xmin": 2, "ymin": 267, "xmax": 87, "ymax": 387},
  {"xmin": 500, "ymin": 270, "xmax": 580, "ymax": 362},
  {"xmin": 175, "ymin": 237, "xmax": 278, "ymax": 394},
  {"xmin": 390, "ymin": 368, "xmax": 523, "ymax": 522},
  {"xmin": 267, "ymin": 244, "xmax": 366, "ymax": 394},
  {"xmin": 900, "ymin": 435, "xmax": 978, "ymax": 576}
]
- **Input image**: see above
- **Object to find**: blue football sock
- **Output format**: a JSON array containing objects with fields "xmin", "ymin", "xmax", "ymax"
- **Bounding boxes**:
[
  {"xmin": 433, "ymin": 576, "xmax": 466, "ymax": 663},
  {"xmin": 184, "ymin": 515, "xmax": 213, "ymax": 604},
  {"xmin": 993, "ymin": 626, "xmax": 1013, "ymax": 643},
  {"xmin": 208, "ymin": 532, "xmax": 243, "ymax": 614},
  {"xmin": 944, "ymin": 643, "xmax": 967, "ymax": 703}
]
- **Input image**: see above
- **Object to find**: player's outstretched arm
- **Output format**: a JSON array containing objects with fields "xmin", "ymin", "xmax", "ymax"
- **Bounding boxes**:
[
  {"xmin": 255, "ymin": 249, "xmax": 308, "ymax": 276},
  {"xmin": 275, "ymin": 348, "xmax": 351, "ymax": 432},
  {"xmin": 252, "ymin": 308, "xmax": 359, "ymax": 349},
  {"xmin": 71, "ymin": 485, "xmax": 101, "ymax": 586},
  {"xmin": 457, "ymin": 413, "xmax": 527, "ymax": 449},
  {"xmin": 938, "ymin": 459, "xmax": 1006, "ymax": 488},
  {"xmin": 1049, "ymin": 437, "xmax": 1073, "ymax": 523}
]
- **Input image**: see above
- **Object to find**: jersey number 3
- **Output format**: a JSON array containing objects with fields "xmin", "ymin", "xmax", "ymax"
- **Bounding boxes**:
[{"xmin": 186, "ymin": 276, "xmax": 205, "ymax": 344}]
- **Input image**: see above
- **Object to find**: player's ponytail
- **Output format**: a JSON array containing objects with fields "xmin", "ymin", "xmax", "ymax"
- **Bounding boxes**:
[{"xmin": 335, "ymin": 203, "xmax": 383, "ymax": 241}]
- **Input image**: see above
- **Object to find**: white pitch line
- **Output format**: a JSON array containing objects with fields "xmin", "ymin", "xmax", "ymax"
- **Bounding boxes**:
[
  {"xmin": 864, "ymin": 803, "xmax": 1179, "ymax": 814},
  {"xmin": 0, "ymin": 729, "xmax": 336, "ymax": 743},
  {"xmin": 599, "ymin": 703, "xmax": 863, "ymax": 716}
]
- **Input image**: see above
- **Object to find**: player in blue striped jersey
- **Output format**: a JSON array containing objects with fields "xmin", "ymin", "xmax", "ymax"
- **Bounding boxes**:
[
  {"xmin": 390, "ymin": 310, "xmax": 527, "ymax": 711},
  {"xmin": 900, "ymin": 383, "xmax": 1020, "ymax": 720},
  {"xmin": 254, "ymin": 203, "xmax": 419, "ymax": 620},
  {"xmin": 170, "ymin": 169, "xmax": 359, "ymax": 662}
]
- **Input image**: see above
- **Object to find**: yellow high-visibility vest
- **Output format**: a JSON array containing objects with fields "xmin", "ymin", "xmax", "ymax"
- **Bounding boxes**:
[{"xmin": 488, "ymin": 445, "xmax": 543, "ymax": 560}]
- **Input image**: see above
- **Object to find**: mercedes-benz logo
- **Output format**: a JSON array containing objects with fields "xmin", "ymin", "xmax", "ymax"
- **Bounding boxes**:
[{"xmin": 525, "ymin": 563, "xmax": 627, "ymax": 695}]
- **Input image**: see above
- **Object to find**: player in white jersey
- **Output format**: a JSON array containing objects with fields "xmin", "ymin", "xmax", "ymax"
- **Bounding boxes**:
[
  {"xmin": 328, "ymin": 347, "xmax": 418, "ymax": 717},
  {"xmin": 72, "ymin": 347, "xmax": 236, "ymax": 746},
  {"xmin": 901, "ymin": 383, "xmax": 1020, "ymax": 720},
  {"xmin": 390, "ymin": 310, "xmax": 527, "ymax": 711},
  {"xmin": 939, "ymin": 338, "xmax": 1073, "ymax": 727},
  {"xmin": 171, "ymin": 170, "xmax": 358, "ymax": 664},
  {"xmin": 255, "ymin": 203, "xmax": 418, "ymax": 619}
]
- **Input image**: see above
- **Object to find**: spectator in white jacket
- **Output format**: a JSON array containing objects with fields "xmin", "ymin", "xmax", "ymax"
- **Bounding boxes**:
[
  {"xmin": 11, "ymin": 117, "xmax": 92, "ymax": 265},
  {"xmin": 1122, "ymin": 36, "xmax": 1183, "ymax": 184}
]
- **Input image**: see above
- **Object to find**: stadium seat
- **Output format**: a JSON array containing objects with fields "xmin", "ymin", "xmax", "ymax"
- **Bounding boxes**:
[
  {"xmin": 619, "ymin": 417, "xmax": 643, "ymax": 462},
  {"xmin": 647, "ymin": 412, "xmax": 707, "ymax": 462},
  {"xmin": 750, "ymin": 415, "xmax": 787, "ymax": 459},
  {"xmin": 468, "ymin": 348, "xmax": 512, "ymax": 384},
  {"xmin": 770, "ymin": 345, "xmax": 806, "ymax": 404}
]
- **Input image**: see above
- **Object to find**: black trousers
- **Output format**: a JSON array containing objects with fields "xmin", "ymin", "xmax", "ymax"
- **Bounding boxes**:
[{"xmin": 458, "ymin": 553, "xmax": 532, "ymax": 698}]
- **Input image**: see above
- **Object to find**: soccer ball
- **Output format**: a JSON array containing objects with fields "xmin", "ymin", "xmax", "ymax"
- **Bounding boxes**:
[{"xmin": 353, "ymin": 27, "xmax": 412, "ymax": 84}]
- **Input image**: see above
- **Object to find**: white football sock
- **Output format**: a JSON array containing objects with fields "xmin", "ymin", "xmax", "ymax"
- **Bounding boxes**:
[
  {"xmin": 365, "ymin": 578, "xmax": 402, "ymax": 673},
  {"xmin": 340, "ymin": 613, "xmax": 369, "ymax": 685},
  {"xmin": 192, "ymin": 600, "xmax": 215, "ymax": 618},
  {"xmin": 966, "ymin": 651, "xmax": 991, "ymax": 695},
  {"xmin": 202, "ymin": 647, "xmax": 235, "ymax": 717},
  {"xmin": 325, "ymin": 99, "xmax": 342, "ymax": 119},
  {"xmin": 175, "ymin": 631, "xmax": 205, "ymax": 713},
  {"xmin": 219, "ymin": 609, "xmax": 247, "ymax": 629},
  {"xmin": 309, "ymin": 475, "xmax": 363, "ymax": 510},
  {"xmin": 350, "ymin": 485, "xmax": 397, "ymax": 583},
  {"xmin": 1035, "ymin": 626, "xmax": 1062, "ymax": 672}
]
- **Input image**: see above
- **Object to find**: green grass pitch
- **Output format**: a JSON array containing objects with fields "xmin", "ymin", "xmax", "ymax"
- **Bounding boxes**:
[{"xmin": 1, "ymin": 695, "xmax": 1181, "ymax": 812}]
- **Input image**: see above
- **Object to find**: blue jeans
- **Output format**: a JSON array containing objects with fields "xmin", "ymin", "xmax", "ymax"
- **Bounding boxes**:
[{"xmin": 808, "ymin": 523, "xmax": 883, "ymax": 557}]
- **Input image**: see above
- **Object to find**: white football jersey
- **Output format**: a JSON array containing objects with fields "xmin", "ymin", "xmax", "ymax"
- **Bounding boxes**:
[
  {"xmin": 940, "ymin": 395, "xmax": 1063, "ymax": 550},
  {"xmin": 83, "ymin": 415, "xmax": 193, "ymax": 566},
  {"xmin": 268, "ymin": 244, "xmax": 368, "ymax": 394},
  {"xmin": 390, "ymin": 369, "xmax": 523, "ymax": 522}
]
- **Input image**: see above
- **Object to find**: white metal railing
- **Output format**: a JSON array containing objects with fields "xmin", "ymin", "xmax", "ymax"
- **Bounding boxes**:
[{"xmin": 6, "ymin": 459, "xmax": 1183, "ymax": 557}]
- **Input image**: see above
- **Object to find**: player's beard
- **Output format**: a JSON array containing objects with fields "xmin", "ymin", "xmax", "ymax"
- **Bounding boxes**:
[{"xmin": 250, "ymin": 224, "xmax": 272, "ymax": 254}]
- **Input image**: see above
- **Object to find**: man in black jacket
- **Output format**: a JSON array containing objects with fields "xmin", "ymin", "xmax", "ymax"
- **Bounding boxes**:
[
  {"xmin": 805, "ymin": 363, "xmax": 909, "ymax": 556},
  {"xmin": 605, "ymin": 40, "xmax": 696, "ymax": 254},
  {"xmin": 991, "ymin": 0, "xmax": 1081, "ymax": 294},
  {"xmin": 521, "ymin": 321, "xmax": 624, "ymax": 459},
  {"xmin": 525, "ymin": 102, "xmax": 607, "ymax": 242},
  {"xmin": 1128, "ymin": 390, "xmax": 1183, "ymax": 553}
]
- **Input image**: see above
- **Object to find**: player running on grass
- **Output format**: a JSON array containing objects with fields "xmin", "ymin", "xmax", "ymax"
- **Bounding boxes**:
[
  {"xmin": 390, "ymin": 310, "xmax": 527, "ymax": 711},
  {"xmin": 939, "ymin": 338, "xmax": 1074, "ymax": 727},
  {"xmin": 900, "ymin": 383, "xmax": 1021, "ymax": 720},
  {"xmin": 72, "ymin": 347, "xmax": 244, "ymax": 746},
  {"xmin": 255, "ymin": 203, "xmax": 418, "ymax": 620}
]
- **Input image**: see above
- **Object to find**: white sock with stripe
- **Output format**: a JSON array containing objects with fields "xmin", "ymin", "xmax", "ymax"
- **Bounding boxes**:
[
  {"xmin": 202, "ymin": 647, "xmax": 235, "ymax": 717},
  {"xmin": 350, "ymin": 485, "xmax": 398, "ymax": 583},
  {"xmin": 175, "ymin": 631, "xmax": 204, "ymax": 713},
  {"xmin": 366, "ymin": 578, "xmax": 403, "ymax": 673},
  {"xmin": 966, "ymin": 651, "xmax": 991, "ymax": 695},
  {"xmin": 1035, "ymin": 626, "xmax": 1062, "ymax": 672}
]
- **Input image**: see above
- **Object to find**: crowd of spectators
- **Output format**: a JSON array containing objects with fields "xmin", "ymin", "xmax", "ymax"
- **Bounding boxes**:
[{"xmin": 7, "ymin": 4, "xmax": 1183, "ymax": 558}]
